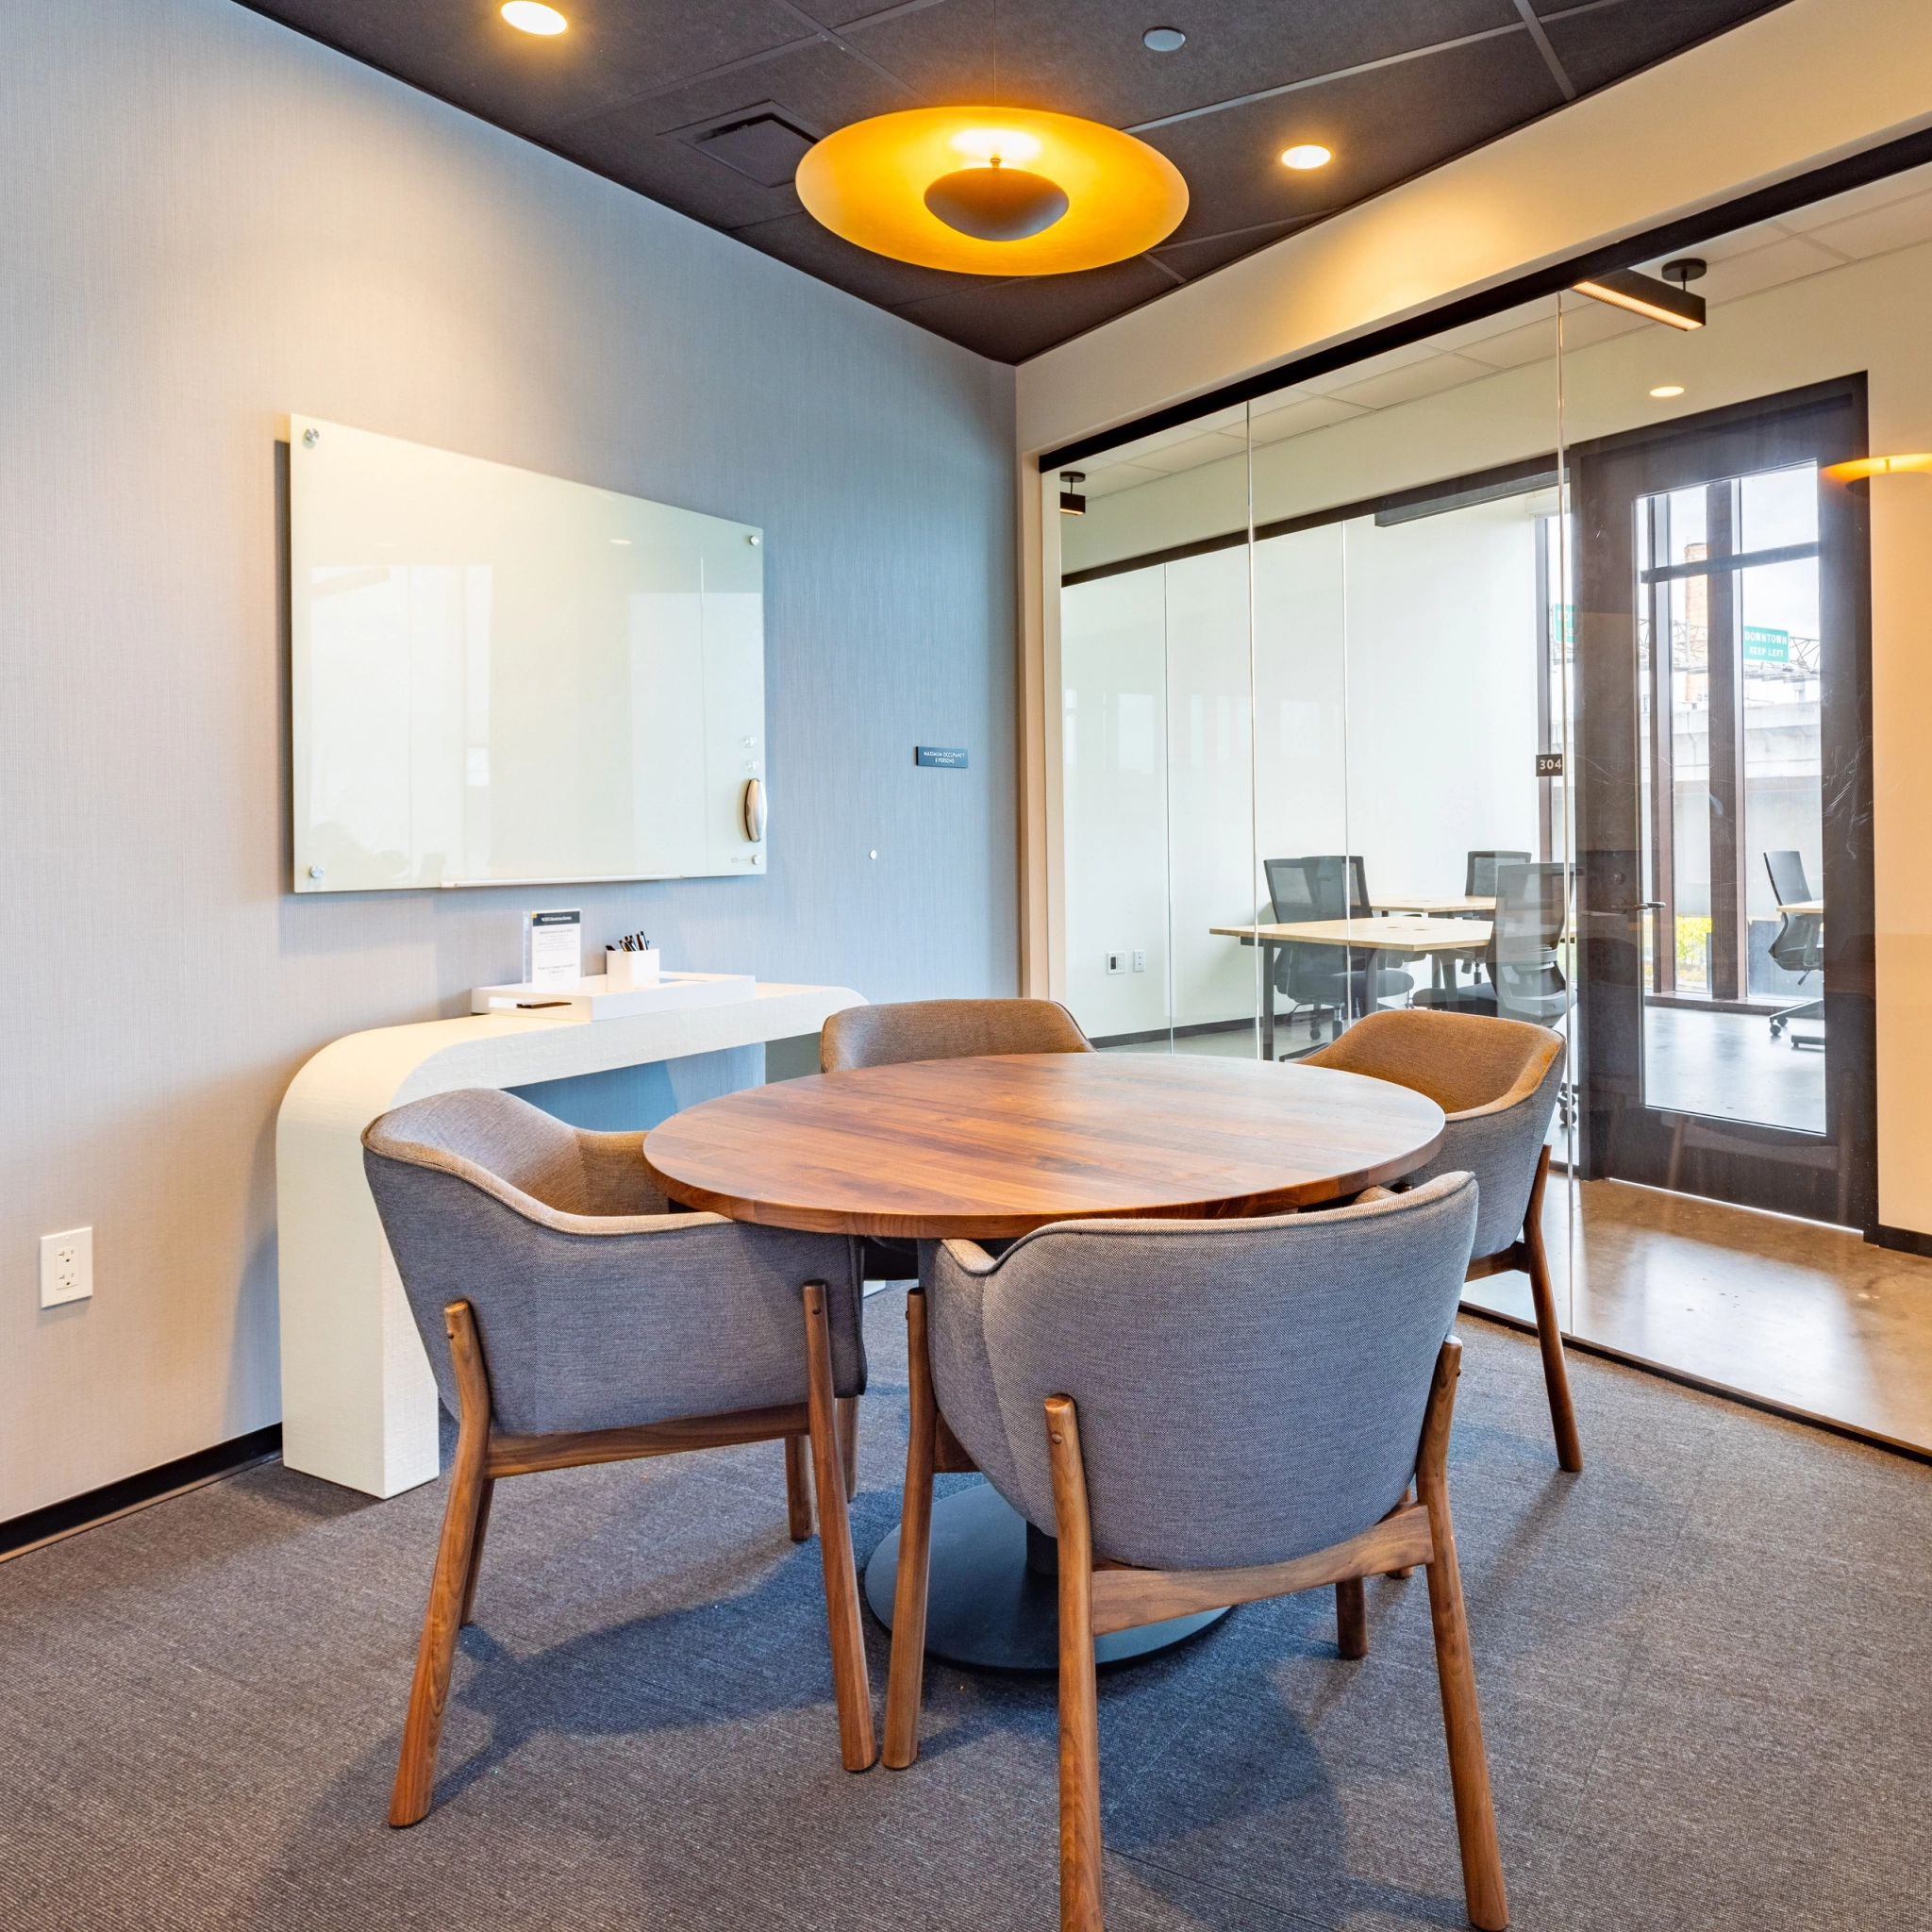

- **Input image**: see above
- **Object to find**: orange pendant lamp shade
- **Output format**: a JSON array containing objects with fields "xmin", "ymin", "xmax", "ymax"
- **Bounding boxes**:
[{"xmin": 796, "ymin": 108, "xmax": 1188, "ymax": 275}]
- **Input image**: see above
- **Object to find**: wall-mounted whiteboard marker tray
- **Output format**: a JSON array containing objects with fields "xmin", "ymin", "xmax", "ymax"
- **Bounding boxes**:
[{"xmin": 471, "ymin": 971, "xmax": 755, "ymax": 1021}]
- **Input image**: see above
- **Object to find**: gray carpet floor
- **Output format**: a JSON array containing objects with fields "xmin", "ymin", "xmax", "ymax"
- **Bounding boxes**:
[{"xmin": 3, "ymin": 1291, "xmax": 1929, "ymax": 1931}]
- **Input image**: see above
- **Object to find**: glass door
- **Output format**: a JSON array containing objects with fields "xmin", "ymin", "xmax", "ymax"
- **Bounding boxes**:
[{"xmin": 1569, "ymin": 380, "xmax": 1876, "ymax": 1227}]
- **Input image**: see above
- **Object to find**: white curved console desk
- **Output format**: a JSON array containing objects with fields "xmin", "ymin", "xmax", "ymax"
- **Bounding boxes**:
[{"xmin": 275, "ymin": 981, "xmax": 863, "ymax": 1498}]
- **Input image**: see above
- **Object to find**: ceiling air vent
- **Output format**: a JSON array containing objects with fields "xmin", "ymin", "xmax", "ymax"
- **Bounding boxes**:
[{"xmin": 691, "ymin": 110, "xmax": 819, "ymax": 189}]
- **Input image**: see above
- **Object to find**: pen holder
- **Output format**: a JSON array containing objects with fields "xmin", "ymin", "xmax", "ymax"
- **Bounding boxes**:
[{"xmin": 605, "ymin": 947, "xmax": 661, "ymax": 991}]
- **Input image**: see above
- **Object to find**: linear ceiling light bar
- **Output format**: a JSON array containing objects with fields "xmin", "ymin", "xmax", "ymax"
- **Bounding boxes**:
[{"xmin": 1571, "ymin": 267, "xmax": 1706, "ymax": 330}]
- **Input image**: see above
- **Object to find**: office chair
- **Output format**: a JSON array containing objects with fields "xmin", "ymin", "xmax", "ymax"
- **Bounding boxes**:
[
  {"xmin": 361, "ymin": 1089, "xmax": 876, "ymax": 1823},
  {"xmin": 1307, "ymin": 1009, "xmax": 1578, "ymax": 1469},
  {"xmin": 884, "ymin": 1175, "xmax": 1507, "ymax": 1931},
  {"xmin": 1465, "ymin": 850, "xmax": 1531, "ymax": 899},
  {"xmin": 1262, "ymin": 856, "xmax": 1416, "ymax": 1047},
  {"xmin": 1410, "ymin": 861, "xmax": 1569, "ymax": 1026},
  {"xmin": 1764, "ymin": 849, "xmax": 1824, "ymax": 1046}
]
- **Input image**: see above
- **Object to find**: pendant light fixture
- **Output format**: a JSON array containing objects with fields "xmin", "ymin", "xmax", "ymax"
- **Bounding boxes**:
[{"xmin": 794, "ymin": 8, "xmax": 1185, "ymax": 275}]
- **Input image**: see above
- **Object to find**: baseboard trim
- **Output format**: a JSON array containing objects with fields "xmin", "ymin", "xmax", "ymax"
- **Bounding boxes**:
[
  {"xmin": 1873, "ymin": 1224, "xmax": 1932, "ymax": 1258},
  {"xmin": 0, "ymin": 1425, "xmax": 283, "ymax": 1563},
  {"xmin": 1457, "ymin": 1302, "xmax": 1932, "ymax": 1466},
  {"xmin": 1090, "ymin": 1018, "xmax": 1253, "ymax": 1048}
]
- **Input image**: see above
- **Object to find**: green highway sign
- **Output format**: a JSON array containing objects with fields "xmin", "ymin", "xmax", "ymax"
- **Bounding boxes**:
[{"xmin": 1742, "ymin": 625, "xmax": 1790, "ymax": 664}]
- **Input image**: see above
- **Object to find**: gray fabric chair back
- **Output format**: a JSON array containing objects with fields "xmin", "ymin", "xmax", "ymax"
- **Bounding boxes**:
[
  {"xmin": 1306, "ymin": 1009, "xmax": 1563, "ymax": 1258},
  {"xmin": 926, "ymin": 1172, "xmax": 1478, "ymax": 1572},
  {"xmin": 821, "ymin": 998, "xmax": 1091, "ymax": 1072},
  {"xmin": 362, "ymin": 1089, "xmax": 865, "ymax": 1436}
]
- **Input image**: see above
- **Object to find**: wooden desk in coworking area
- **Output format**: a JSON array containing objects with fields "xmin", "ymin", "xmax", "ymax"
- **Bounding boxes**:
[
  {"xmin": 1213, "ymin": 916, "xmax": 1495, "ymax": 1058},
  {"xmin": 642, "ymin": 1051, "xmax": 1444, "ymax": 1671}
]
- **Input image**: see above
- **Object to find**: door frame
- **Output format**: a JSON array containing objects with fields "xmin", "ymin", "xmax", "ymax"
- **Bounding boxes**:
[{"xmin": 1569, "ymin": 375, "xmax": 1876, "ymax": 1231}]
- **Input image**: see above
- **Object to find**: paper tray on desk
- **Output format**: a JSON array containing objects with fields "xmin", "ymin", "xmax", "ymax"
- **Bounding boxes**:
[{"xmin": 471, "ymin": 971, "xmax": 756, "ymax": 1021}]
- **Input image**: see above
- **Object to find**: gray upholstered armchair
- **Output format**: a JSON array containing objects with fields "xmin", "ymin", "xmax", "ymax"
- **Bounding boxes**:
[
  {"xmin": 882, "ymin": 1174, "xmax": 1507, "ymax": 1932},
  {"xmin": 361, "ymin": 1088, "xmax": 875, "ymax": 1824},
  {"xmin": 1306, "ymin": 1008, "xmax": 1579, "ymax": 1470}
]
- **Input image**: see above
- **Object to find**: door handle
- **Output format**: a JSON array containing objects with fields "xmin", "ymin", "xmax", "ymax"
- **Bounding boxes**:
[{"xmin": 1605, "ymin": 900, "xmax": 1664, "ymax": 912}]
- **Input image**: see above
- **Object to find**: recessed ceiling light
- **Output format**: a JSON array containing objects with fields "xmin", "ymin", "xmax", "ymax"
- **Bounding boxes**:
[
  {"xmin": 1650, "ymin": 385, "xmax": 1686, "ymax": 398},
  {"xmin": 1280, "ymin": 143, "xmax": 1332, "ymax": 170},
  {"xmin": 1143, "ymin": 27, "xmax": 1186, "ymax": 52},
  {"xmin": 502, "ymin": 3, "xmax": 567, "ymax": 34}
]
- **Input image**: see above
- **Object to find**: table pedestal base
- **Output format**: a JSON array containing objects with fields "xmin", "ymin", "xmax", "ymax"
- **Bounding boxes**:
[{"xmin": 863, "ymin": 1481, "xmax": 1229, "ymax": 1672}]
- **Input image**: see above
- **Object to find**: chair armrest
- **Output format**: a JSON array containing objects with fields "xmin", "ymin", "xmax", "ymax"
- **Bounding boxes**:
[{"xmin": 938, "ymin": 1238, "xmax": 1001, "ymax": 1276}]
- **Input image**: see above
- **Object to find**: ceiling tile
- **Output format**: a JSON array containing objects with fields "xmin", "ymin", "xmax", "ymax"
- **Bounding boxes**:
[
  {"xmin": 1245, "ymin": 391, "xmax": 1374, "ymax": 442},
  {"xmin": 1143, "ymin": 33, "xmax": 1560, "ymax": 250},
  {"xmin": 1538, "ymin": 0, "xmax": 1778, "ymax": 97},
  {"xmin": 1080, "ymin": 460, "xmax": 1171, "ymax": 497},
  {"xmin": 1131, "ymin": 429, "xmax": 1250, "ymax": 475},
  {"xmin": 887, "ymin": 255, "xmax": 1182, "ymax": 362},
  {"xmin": 1291, "ymin": 339, "xmax": 1443, "ymax": 394},
  {"xmin": 1798, "ymin": 191, "xmax": 1932, "ymax": 264},
  {"xmin": 839, "ymin": 0, "xmax": 1523, "ymax": 131},
  {"xmin": 240, "ymin": 0, "xmax": 1810, "ymax": 362},
  {"xmin": 1777, "ymin": 159, "xmax": 1932, "ymax": 233},
  {"xmin": 1649, "ymin": 233, "xmax": 1849, "ymax": 307},
  {"xmin": 1324, "ymin": 350, "xmax": 1497, "ymax": 410}
]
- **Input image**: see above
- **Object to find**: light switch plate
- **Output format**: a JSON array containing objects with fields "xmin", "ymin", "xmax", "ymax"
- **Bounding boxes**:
[{"xmin": 40, "ymin": 1227, "xmax": 92, "ymax": 1307}]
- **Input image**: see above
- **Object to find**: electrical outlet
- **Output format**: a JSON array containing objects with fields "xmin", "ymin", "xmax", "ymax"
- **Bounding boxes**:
[
  {"xmin": 1105, "ymin": 951, "xmax": 1126, "ymax": 975},
  {"xmin": 1131, "ymin": 950, "xmax": 1147, "ymax": 973},
  {"xmin": 40, "ymin": 1227, "xmax": 92, "ymax": 1308}
]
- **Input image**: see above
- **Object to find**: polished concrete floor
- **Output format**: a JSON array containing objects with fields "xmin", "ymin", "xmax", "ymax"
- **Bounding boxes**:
[
  {"xmin": 1641, "ymin": 1003, "xmax": 1825, "ymax": 1135},
  {"xmin": 1103, "ymin": 1024, "xmax": 1932, "ymax": 1456},
  {"xmin": 1464, "ymin": 1180, "xmax": 1932, "ymax": 1456}
]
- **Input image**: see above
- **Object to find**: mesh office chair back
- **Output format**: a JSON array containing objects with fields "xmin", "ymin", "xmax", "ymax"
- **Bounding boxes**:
[
  {"xmin": 1466, "ymin": 850, "xmax": 1531, "ymax": 898},
  {"xmin": 1489, "ymin": 862, "xmax": 1569, "ymax": 1024},
  {"xmin": 1764, "ymin": 851, "xmax": 1824, "ymax": 978},
  {"xmin": 1263, "ymin": 857, "xmax": 1319, "ymax": 924},
  {"xmin": 1765, "ymin": 848, "xmax": 1813, "ymax": 908}
]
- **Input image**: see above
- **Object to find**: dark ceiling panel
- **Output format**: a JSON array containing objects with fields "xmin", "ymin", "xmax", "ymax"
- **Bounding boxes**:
[
  {"xmin": 841, "ymin": 0, "xmax": 1521, "ymax": 126},
  {"xmin": 1538, "ymin": 0, "xmax": 1786, "ymax": 97},
  {"xmin": 244, "ymin": 0, "xmax": 813, "ymax": 137},
  {"xmin": 235, "ymin": 0, "xmax": 1797, "ymax": 362},
  {"xmin": 1144, "ymin": 35, "xmax": 1560, "ymax": 248},
  {"xmin": 732, "ymin": 209, "xmax": 985, "ymax": 309},
  {"xmin": 887, "ymin": 255, "xmax": 1183, "ymax": 364}
]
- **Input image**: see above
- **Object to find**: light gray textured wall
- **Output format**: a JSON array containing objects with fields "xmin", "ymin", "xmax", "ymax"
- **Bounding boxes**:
[{"xmin": 0, "ymin": 0, "xmax": 1017, "ymax": 1521}]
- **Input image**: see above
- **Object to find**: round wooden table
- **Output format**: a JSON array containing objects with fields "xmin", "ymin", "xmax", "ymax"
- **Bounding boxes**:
[{"xmin": 644, "ymin": 1052, "xmax": 1445, "ymax": 1670}]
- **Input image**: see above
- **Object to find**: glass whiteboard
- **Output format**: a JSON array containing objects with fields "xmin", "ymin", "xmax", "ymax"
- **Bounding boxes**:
[{"xmin": 289, "ymin": 416, "xmax": 766, "ymax": 891}]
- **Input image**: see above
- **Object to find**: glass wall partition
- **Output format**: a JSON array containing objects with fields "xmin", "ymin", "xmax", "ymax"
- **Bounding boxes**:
[{"xmin": 1055, "ymin": 153, "xmax": 1929, "ymax": 1436}]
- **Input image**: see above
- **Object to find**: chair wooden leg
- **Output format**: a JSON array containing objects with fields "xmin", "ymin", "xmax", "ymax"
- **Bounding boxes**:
[
  {"xmin": 783, "ymin": 1435, "xmax": 814, "ymax": 1542},
  {"xmin": 1522, "ymin": 1147, "xmax": 1583, "ymax": 1474},
  {"xmin": 390, "ymin": 1301, "xmax": 492, "ymax": 1828},
  {"xmin": 802, "ymin": 1281, "xmax": 877, "ymax": 1773},
  {"xmin": 1334, "ymin": 1576, "xmax": 1368, "ymax": 1659},
  {"xmin": 1046, "ymin": 1395, "xmax": 1104, "ymax": 1932},
  {"xmin": 837, "ymin": 1393, "xmax": 860, "ymax": 1502},
  {"xmin": 458, "ymin": 1477, "xmax": 494, "ymax": 1627},
  {"xmin": 1391, "ymin": 1483, "xmax": 1417, "ymax": 1578},
  {"xmin": 884, "ymin": 1290, "xmax": 938, "ymax": 1769},
  {"xmin": 1416, "ymin": 1341, "xmax": 1508, "ymax": 1931}
]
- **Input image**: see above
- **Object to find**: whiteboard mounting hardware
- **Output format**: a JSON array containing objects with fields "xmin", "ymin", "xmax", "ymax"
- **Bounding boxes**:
[{"xmin": 741, "ymin": 776, "xmax": 768, "ymax": 842}]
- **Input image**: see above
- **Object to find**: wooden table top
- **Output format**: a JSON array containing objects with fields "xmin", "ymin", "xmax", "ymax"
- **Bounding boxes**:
[
  {"xmin": 642, "ymin": 1052, "xmax": 1445, "ymax": 1240},
  {"xmin": 1212, "ymin": 916, "xmax": 1493, "ymax": 956},
  {"xmin": 1374, "ymin": 893, "xmax": 1495, "ymax": 915}
]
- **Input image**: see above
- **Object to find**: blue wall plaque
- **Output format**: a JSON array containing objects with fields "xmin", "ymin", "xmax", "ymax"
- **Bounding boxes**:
[{"xmin": 915, "ymin": 745, "xmax": 969, "ymax": 768}]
